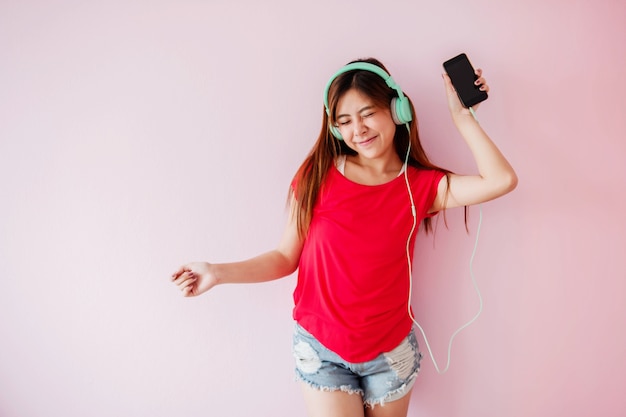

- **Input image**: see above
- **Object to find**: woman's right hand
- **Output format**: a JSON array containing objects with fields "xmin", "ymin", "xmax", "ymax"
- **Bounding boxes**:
[{"xmin": 171, "ymin": 262, "xmax": 218, "ymax": 297}]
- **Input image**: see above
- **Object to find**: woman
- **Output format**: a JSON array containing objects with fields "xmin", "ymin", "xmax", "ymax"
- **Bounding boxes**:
[{"xmin": 171, "ymin": 57, "xmax": 517, "ymax": 417}]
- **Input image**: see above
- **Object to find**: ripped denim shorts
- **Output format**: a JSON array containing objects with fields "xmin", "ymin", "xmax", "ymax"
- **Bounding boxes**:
[{"xmin": 292, "ymin": 323, "xmax": 422, "ymax": 408}]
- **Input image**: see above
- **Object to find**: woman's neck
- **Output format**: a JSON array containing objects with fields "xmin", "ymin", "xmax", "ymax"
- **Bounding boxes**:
[{"xmin": 344, "ymin": 154, "xmax": 404, "ymax": 185}]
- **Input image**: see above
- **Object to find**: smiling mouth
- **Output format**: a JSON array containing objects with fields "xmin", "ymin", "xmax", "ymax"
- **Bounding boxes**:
[{"xmin": 357, "ymin": 136, "xmax": 377, "ymax": 146}]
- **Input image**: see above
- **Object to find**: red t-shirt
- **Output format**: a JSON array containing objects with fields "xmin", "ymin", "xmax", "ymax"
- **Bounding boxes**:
[{"xmin": 293, "ymin": 164, "xmax": 445, "ymax": 362}]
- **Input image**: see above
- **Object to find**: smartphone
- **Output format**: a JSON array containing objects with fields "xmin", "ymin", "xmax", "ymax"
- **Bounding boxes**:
[{"xmin": 443, "ymin": 53, "xmax": 488, "ymax": 108}]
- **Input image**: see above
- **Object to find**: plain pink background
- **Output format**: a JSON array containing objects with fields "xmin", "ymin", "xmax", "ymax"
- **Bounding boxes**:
[{"xmin": 1, "ymin": 1, "xmax": 625, "ymax": 416}]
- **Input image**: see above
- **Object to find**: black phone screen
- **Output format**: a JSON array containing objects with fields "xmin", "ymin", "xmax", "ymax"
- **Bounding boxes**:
[{"xmin": 443, "ymin": 53, "xmax": 488, "ymax": 108}]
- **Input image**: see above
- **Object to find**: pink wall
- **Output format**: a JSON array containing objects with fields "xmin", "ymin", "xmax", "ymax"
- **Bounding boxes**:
[{"xmin": 1, "ymin": 1, "xmax": 624, "ymax": 416}]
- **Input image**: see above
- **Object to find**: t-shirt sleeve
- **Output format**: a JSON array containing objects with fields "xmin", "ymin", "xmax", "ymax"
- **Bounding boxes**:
[{"xmin": 420, "ymin": 169, "xmax": 446, "ymax": 219}]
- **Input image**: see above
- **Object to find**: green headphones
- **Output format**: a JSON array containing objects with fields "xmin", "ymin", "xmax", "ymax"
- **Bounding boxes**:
[{"xmin": 322, "ymin": 62, "xmax": 413, "ymax": 140}]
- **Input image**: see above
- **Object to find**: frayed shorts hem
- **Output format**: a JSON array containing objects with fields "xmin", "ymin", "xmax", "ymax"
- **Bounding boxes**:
[
  {"xmin": 295, "ymin": 371, "xmax": 417, "ymax": 408},
  {"xmin": 295, "ymin": 374, "xmax": 365, "ymax": 397}
]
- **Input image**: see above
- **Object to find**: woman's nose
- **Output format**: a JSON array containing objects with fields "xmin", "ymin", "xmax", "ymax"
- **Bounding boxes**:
[{"xmin": 353, "ymin": 118, "xmax": 367, "ymax": 136}]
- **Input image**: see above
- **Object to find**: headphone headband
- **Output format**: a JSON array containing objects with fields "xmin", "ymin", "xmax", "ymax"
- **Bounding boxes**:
[{"xmin": 323, "ymin": 62, "xmax": 400, "ymax": 113}]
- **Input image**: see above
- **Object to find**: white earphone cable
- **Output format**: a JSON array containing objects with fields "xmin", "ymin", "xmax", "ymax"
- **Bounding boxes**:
[{"xmin": 402, "ymin": 119, "xmax": 483, "ymax": 374}]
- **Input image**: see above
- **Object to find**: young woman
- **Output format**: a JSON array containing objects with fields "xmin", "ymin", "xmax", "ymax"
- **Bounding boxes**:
[{"xmin": 171, "ymin": 58, "xmax": 517, "ymax": 417}]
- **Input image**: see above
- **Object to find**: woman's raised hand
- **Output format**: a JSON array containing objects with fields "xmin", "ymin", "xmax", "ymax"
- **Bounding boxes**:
[{"xmin": 442, "ymin": 68, "xmax": 489, "ymax": 117}]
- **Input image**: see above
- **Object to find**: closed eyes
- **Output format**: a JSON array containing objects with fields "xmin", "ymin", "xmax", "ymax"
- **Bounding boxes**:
[{"xmin": 337, "ymin": 111, "xmax": 375, "ymax": 126}]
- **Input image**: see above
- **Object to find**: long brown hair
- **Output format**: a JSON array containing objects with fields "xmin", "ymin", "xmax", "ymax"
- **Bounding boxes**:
[{"xmin": 292, "ymin": 58, "xmax": 453, "ymax": 238}]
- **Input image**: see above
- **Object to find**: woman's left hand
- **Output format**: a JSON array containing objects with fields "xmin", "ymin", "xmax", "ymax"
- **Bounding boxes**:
[{"xmin": 442, "ymin": 68, "xmax": 489, "ymax": 118}]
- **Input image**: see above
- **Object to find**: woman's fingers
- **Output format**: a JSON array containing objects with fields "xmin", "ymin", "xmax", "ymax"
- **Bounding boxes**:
[
  {"xmin": 474, "ymin": 69, "xmax": 489, "ymax": 92},
  {"xmin": 173, "ymin": 271, "xmax": 196, "ymax": 294},
  {"xmin": 171, "ymin": 266, "xmax": 187, "ymax": 281}
]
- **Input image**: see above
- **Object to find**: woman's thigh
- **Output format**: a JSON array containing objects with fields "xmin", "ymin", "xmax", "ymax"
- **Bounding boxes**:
[
  {"xmin": 300, "ymin": 381, "xmax": 365, "ymax": 417},
  {"xmin": 300, "ymin": 382, "xmax": 413, "ymax": 417}
]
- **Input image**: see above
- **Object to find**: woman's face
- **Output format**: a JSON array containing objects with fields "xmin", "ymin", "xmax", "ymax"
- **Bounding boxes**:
[{"xmin": 335, "ymin": 88, "xmax": 397, "ymax": 161}]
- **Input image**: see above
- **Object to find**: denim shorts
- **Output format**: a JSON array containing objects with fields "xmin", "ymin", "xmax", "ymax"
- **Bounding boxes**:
[{"xmin": 292, "ymin": 323, "xmax": 422, "ymax": 408}]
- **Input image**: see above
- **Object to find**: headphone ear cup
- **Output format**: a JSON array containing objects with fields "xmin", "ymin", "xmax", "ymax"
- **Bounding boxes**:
[
  {"xmin": 329, "ymin": 124, "xmax": 343, "ymax": 140},
  {"xmin": 391, "ymin": 97, "xmax": 413, "ymax": 125}
]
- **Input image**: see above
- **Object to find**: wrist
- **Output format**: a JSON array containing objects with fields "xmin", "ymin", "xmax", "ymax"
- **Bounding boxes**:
[
  {"xmin": 210, "ymin": 263, "xmax": 224, "ymax": 285},
  {"xmin": 452, "ymin": 111, "xmax": 477, "ymax": 126}
]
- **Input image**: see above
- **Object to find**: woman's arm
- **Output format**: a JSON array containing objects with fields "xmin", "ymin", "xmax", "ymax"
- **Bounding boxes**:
[
  {"xmin": 171, "ymin": 194, "xmax": 304, "ymax": 297},
  {"xmin": 431, "ymin": 70, "xmax": 518, "ymax": 212}
]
